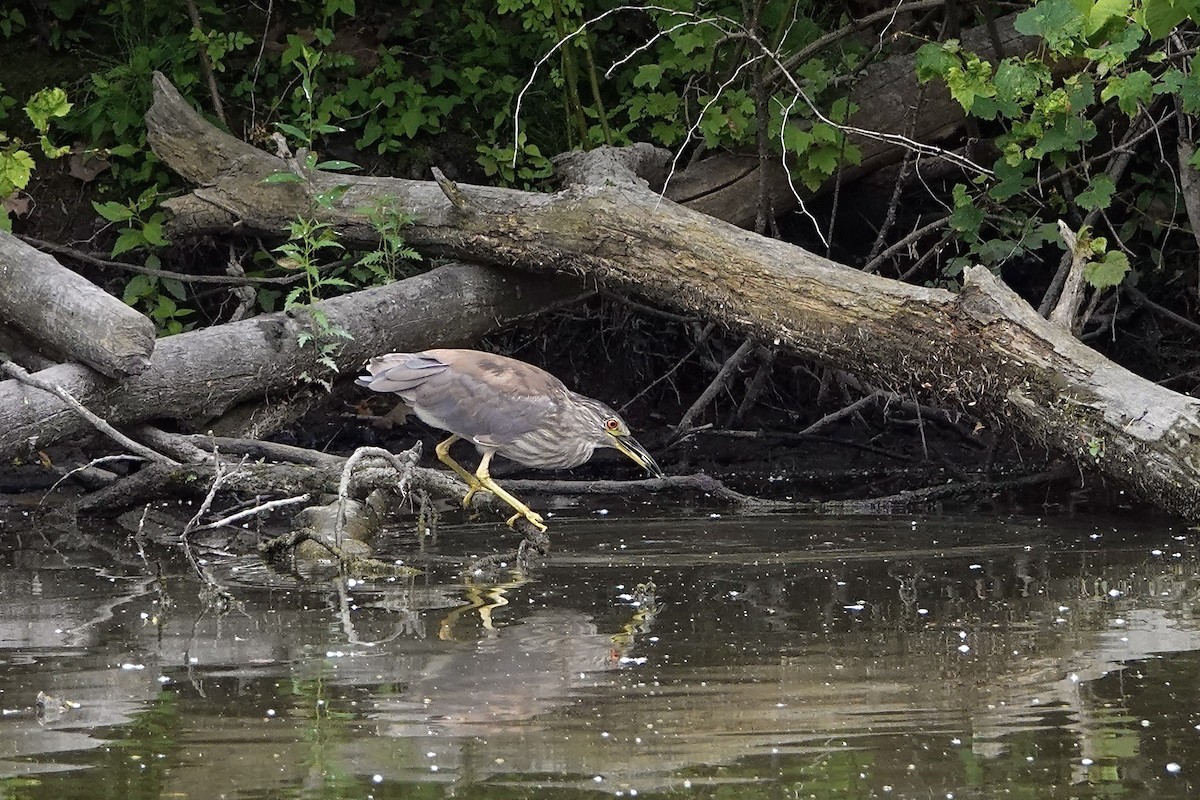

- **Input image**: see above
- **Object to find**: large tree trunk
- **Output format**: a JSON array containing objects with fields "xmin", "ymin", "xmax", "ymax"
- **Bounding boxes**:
[{"xmin": 132, "ymin": 73, "xmax": 1200, "ymax": 519}]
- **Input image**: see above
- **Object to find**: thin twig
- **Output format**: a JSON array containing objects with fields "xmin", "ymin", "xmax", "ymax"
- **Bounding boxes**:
[
  {"xmin": 183, "ymin": 0, "xmax": 227, "ymax": 125},
  {"xmin": 729, "ymin": 347, "xmax": 774, "ymax": 426},
  {"xmin": 18, "ymin": 236, "xmax": 300, "ymax": 286},
  {"xmin": 797, "ymin": 392, "xmax": 881, "ymax": 436},
  {"xmin": 1126, "ymin": 285, "xmax": 1200, "ymax": 335},
  {"xmin": 1038, "ymin": 114, "xmax": 1148, "ymax": 316},
  {"xmin": 674, "ymin": 337, "xmax": 756, "ymax": 436},
  {"xmin": 600, "ymin": 290, "xmax": 696, "ymax": 323},
  {"xmin": 766, "ymin": 0, "xmax": 947, "ymax": 92},
  {"xmin": 38, "ymin": 455, "xmax": 146, "ymax": 509},
  {"xmin": 619, "ymin": 322, "xmax": 715, "ymax": 413},
  {"xmin": 0, "ymin": 359, "xmax": 179, "ymax": 466},
  {"xmin": 863, "ymin": 215, "xmax": 950, "ymax": 274},
  {"xmin": 195, "ymin": 493, "xmax": 312, "ymax": 531},
  {"xmin": 180, "ymin": 452, "xmax": 247, "ymax": 604}
]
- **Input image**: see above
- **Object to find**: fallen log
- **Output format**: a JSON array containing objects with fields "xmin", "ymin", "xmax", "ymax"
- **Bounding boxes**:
[
  {"xmin": 144, "ymin": 73, "xmax": 1200, "ymax": 518},
  {"xmin": 0, "ymin": 230, "xmax": 156, "ymax": 377},
  {"xmin": 0, "ymin": 263, "xmax": 584, "ymax": 459}
]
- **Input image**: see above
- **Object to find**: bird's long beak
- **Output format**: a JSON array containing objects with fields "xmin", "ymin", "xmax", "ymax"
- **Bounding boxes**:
[{"xmin": 609, "ymin": 433, "xmax": 664, "ymax": 478}]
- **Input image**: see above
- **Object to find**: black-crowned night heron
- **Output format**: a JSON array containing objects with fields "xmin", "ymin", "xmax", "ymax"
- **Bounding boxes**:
[{"xmin": 357, "ymin": 349, "xmax": 663, "ymax": 531}]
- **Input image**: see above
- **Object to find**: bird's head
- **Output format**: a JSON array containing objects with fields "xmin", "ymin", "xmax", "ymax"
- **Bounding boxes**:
[{"xmin": 576, "ymin": 398, "xmax": 664, "ymax": 478}]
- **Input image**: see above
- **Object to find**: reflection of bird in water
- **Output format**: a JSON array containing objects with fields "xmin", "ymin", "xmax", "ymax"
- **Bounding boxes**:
[
  {"xmin": 611, "ymin": 581, "xmax": 659, "ymax": 660},
  {"xmin": 375, "ymin": 609, "xmax": 639, "ymax": 735},
  {"xmin": 357, "ymin": 349, "xmax": 663, "ymax": 531},
  {"xmin": 436, "ymin": 572, "xmax": 659, "ymax": 670},
  {"xmin": 438, "ymin": 571, "xmax": 530, "ymax": 640}
]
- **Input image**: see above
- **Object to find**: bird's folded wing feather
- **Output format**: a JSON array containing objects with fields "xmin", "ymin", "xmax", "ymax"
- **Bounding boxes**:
[{"xmin": 359, "ymin": 352, "xmax": 562, "ymax": 446}]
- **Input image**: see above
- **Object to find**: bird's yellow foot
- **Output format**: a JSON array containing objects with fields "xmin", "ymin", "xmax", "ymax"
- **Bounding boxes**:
[
  {"xmin": 506, "ymin": 509, "xmax": 547, "ymax": 532},
  {"xmin": 460, "ymin": 480, "xmax": 489, "ymax": 508}
]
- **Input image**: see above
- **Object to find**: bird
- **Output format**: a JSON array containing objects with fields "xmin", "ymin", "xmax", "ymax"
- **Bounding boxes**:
[{"xmin": 356, "ymin": 349, "xmax": 663, "ymax": 532}]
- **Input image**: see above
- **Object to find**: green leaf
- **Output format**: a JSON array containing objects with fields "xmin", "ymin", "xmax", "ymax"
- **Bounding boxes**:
[
  {"xmin": 275, "ymin": 122, "xmax": 307, "ymax": 141},
  {"xmin": 1014, "ymin": 0, "xmax": 1086, "ymax": 55},
  {"xmin": 1101, "ymin": 70, "xmax": 1154, "ymax": 115},
  {"xmin": 1171, "ymin": 67, "xmax": 1200, "ymax": 115},
  {"xmin": 122, "ymin": 274, "xmax": 154, "ymax": 305},
  {"xmin": 944, "ymin": 54, "xmax": 996, "ymax": 113},
  {"xmin": 781, "ymin": 126, "xmax": 814, "ymax": 154},
  {"xmin": 949, "ymin": 184, "xmax": 984, "ymax": 237},
  {"xmin": 107, "ymin": 144, "xmax": 138, "ymax": 158},
  {"xmin": 1139, "ymin": 0, "xmax": 1200, "ymax": 39},
  {"xmin": 111, "ymin": 228, "xmax": 145, "ymax": 256},
  {"xmin": 359, "ymin": 117, "xmax": 383, "ymax": 148},
  {"xmin": 993, "ymin": 59, "xmax": 1050, "ymax": 116},
  {"xmin": 92, "ymin": 200, "xmax": 132, "ymax": 222},
  {"xmin": 257, "ymin": 288, "xmax": 280, "ymax": 312},
  {"xmin": 162, "ymin": 277, "xmax": 187, "ymax": 300},
  {"xmin": 1025, "ymin": 222, "xmax": 1064, "ymax": 249},
  {"xmin": 315, "ymin": 159, "xmax": 360, "ymax": 171},
  {"xmin": 1028, "ymin": 114, "xmax": 1096, "ymax": 157},
  {"xmin": 1083, "ymin": 250, "xmax": 1130, "ymax": 288},
  {"xmin": 672, "ymin": 29, "xmax": 706, "ymax": 55},
  {"xmin": 914, "ymin": 42, "xmax": 959, "ymax": 83},
  {"xmin": 397, "ymin": 106, "xmax": 425, "ymax": 138},
  {"xmin": 150, "ymin": 295, "xmax": 177, "ymax": 320},
  {"xmin": 24, "ymin": 87, "xmax": 71, "ymax": 133},
  {"xmin": 806, "ymin": 146, "xmax": 839, "ymax": 178},
  {"xmin": 1087, "ymin": 0, "xmax": 1130, "ymax": 35},
  {"xmin": 633, "ymin": 64, "xmax": 664, "ymax": 89},
  {"xmin": 141, "ymin": 217, "xmax": 169, "ymax": 246},
  {"xmin": 0, "ymin": 150, "xmax": 35, "ymax": 191},
  {"xmin": 1077, "ymin": 173, "xmax": 1116, "ymax": 210},
  {"xmin": 39, "ymin": 135, "xmax": 69, "ymax": 159},
  {"xmin": 974, "ymin": 238, "xmax": 1019, "ymax": 266},
  {"xmin": 988, "ymin": 159, "xmax": 1033, "ymax": 201},
  {"xmin": 265, "ymin": 172, "xmax": 303, "ymax": 184},
  {"xmin": 1085, "ymin": 20, "xmax": 1144, "ymax": 70}
]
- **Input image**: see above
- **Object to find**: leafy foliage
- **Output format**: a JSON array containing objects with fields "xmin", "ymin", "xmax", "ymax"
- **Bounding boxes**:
[
  {"xmin": 911, "ymin": 0, "xmax": 1200, "ymax": 304},
  {"xmin": 0, "ymin": 86, "xmax": 71, "ymax": 230}
]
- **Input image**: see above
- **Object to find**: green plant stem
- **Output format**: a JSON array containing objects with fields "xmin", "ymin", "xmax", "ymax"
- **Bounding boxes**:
[
  {"xmin": 183, "ymin": 0, "xmax": 227, "ymax": 125},
  {"xmin": 579, "ymin": 30, "xmax": 613, "ymax": 146},
  {"xmin": 769, "ymin": 0, "xmax": 801, "ymax": 51},
  {"xmin": 551, "ymin": 0, "xmax": 589, "ymax": 145}
]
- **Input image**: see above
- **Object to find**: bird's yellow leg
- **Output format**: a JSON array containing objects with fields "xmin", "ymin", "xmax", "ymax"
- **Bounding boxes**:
[
  {"xmin": 434, "ymin": 435, "xmax": 486, "ymax": 504},
  {"xmin": 474, "ymin": 451, "xmax": 548, "ymax": 532}
]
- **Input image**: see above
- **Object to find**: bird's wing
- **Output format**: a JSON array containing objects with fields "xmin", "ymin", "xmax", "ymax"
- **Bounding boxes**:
[
  {"xmin": 358, "ymin": 350, "xmax": 566, "ymax": 446},
  {"xmin": 356, "ymin": 352, "xmax": 448, "ymax": 394}
]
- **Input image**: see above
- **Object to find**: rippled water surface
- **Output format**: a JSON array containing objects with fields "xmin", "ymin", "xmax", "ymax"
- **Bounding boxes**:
[{"xmin": 0, "ymin": 510, "xmax": 1198, "ymax": 799}]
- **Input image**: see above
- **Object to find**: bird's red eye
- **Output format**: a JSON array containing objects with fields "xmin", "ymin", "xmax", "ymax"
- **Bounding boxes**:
[{"xmin": 605, "ymin": 418, "xmax": 620, "ymax": 431}]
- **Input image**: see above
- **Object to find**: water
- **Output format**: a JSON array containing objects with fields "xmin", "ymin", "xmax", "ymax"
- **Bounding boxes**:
[{"xmin": 0, "ymin": 511, "xmax": 1197, "ymax": 798}]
